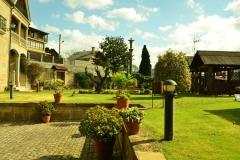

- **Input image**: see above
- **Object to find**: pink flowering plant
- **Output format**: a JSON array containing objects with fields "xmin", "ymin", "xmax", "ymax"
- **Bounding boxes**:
[{"xmin": 79, "ymin": 106, "xmax": 124, "ymax": 142}]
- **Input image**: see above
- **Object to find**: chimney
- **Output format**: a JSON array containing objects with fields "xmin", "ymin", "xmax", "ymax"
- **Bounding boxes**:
[{"xmin": 91, "ymin": 47, "xmax": 95, "ymax": 54}]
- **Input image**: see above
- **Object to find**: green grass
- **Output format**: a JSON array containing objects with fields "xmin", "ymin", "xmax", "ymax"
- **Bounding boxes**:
[
  {"xmin": 142, "ymin": 96, "xmax": 240, "ymax": 160},
  {"xmin": 1, "ymin": 91, "xmax": 240, "ymax": 159},
  {"xmin": 0, "ymin": 90, "xmax": 163, "ymax": 108}
]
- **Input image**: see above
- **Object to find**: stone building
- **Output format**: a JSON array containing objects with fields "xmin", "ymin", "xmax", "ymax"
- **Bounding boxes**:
[{"xmin": 0, "ymin": 0, "xmax": 65, "ymax": 91}]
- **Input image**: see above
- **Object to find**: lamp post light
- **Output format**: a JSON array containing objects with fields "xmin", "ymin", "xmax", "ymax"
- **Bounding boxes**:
[{"xmin": 163, "ymin": 80, "xmax": 177, "ymax": 141}]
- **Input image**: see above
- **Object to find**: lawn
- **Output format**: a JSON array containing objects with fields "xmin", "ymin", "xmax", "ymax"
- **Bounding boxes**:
[
  {"xmin": 142, "ymin": 95, "xmax": 240, "ymax": 160},
  {"xmin": 0, "ymin": 90, "xmax": 240, "ymax": 159},
  {"xmin": 0, "ymin": 90, "xmax": 163, "ymax": 108}
]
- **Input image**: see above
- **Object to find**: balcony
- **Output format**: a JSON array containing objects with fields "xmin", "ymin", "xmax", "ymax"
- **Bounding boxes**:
[
  {"xmin": 11, "ymin": 32, "xmax": 27, "ymax": 49},
  {"xmin": 28, "ymin": 52, "xmax": 63, "ymax": 64}
]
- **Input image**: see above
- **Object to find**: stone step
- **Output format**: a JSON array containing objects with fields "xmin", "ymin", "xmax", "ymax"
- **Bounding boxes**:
[{"xmin": 135, "ymin": 151, "xmax": 166, "ymax": 160}]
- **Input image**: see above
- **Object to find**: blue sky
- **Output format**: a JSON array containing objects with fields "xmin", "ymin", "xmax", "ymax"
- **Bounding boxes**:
[{"xmin": 29, "ymin": 0, "xmax": 240, "ymax": 66}]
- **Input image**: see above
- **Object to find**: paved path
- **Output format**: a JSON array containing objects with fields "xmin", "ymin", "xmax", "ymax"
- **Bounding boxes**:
[{"xmin": 0, "ymin": 122, "xmax": 95, "ymax": 160}]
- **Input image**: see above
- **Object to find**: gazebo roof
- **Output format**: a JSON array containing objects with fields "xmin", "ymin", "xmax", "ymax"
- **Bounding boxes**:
[{"xmin": 190, "ymin": 50, "xmax": 240, "ymax": 69}]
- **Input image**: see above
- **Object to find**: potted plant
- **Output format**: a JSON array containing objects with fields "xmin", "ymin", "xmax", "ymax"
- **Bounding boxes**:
[
  {"xmin": 79, "ymin": 106, "xmax": 123, "ymax": 160},
  {"xmin": 116, "ymin": 91, "xmax": 130, "ymax": 109},
  {"xmin": 36, "ymin": 101, "xmax": 56, "ymax": 123},
  {"xmin": 112, "ymin": 72, "xmax": 137, "ymax": 109},
  {"xmin": 53, "ymin": 79, "xmax": 64, "ymax": 104},
  {"xmin": 119, "ymin": 107, "xmax": 144, "ymax": 135}
]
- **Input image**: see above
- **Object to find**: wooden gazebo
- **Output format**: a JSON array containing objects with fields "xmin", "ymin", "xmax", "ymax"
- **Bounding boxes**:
[{"xmin": 190, "ymin": 50, "xmax": 240, "ymax": 95}]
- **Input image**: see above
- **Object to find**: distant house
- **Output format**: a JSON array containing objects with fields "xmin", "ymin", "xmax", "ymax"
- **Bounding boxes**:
[{"xmin": 190, "ymin": 50, "xmax": 240, "ymax": 94}]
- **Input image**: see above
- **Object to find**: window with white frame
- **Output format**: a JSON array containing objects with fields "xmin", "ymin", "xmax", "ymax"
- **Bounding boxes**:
[{"xmin": 0, "ymin": 15, "xmax": 6, "ymax": 32}]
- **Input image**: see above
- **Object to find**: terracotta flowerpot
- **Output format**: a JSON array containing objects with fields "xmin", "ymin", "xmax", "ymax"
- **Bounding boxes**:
[
  {"xmin": 124, "ymin": 120, "xmax": 141, "ymax": 135},
  {"xmin": 116, "ymin": 97, "xmax": 129, "ymax": 109},
  {"xmin": 94, "ymin": 138, "xmax": 115, "ymax": 160},
  {"xmin": 41, "ymin": 115, "xmax": 51, "ymax": 123},
  {"xmin": 54, "ymin": 93, "xmax": 62, "ymax": 104}
]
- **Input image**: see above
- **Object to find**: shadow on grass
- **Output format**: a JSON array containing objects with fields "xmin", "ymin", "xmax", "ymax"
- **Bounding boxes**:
[
  {"xmin": 205, "ymin": 108, "xmax": 240, "ymax": 125},
  {"xmin": 34, "ymin": 155, "xmax": 79, "ymax": 160}
]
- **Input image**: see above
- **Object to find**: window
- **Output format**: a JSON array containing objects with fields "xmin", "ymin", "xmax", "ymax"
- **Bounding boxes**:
[{"xmin": 0, "ymin": 15, "xmax": 7, "ymax": 32}]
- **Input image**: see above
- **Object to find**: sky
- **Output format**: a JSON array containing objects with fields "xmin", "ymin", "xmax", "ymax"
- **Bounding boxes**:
[{"xmin": 29, "ymin": 0, "xmax": 240, "ymax": 67}]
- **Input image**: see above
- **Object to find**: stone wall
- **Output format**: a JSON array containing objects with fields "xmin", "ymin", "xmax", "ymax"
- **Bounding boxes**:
[
  {"xmin": 0, "ymin": 103, "xmax": 115, "ymax": 122},
  {"xmin": 0, "ymin": 1, "xmax": 11, "ymax": 91},
  {"xmin": 0, "ymin": 103, "xmax": 144, "ymax": 122}
]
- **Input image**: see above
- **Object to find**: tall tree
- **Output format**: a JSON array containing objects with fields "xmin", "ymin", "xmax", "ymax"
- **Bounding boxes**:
[
  {"xmin": 139, "ymin": 45, "xmax": 151, "ymax": 76},
  {"xmin": 154, "ymin": 49, "xmax": 191, "ymax": 92},
  {"xmin": 85, "ymin": 36, "xmax": 129, "ymax": 93}
]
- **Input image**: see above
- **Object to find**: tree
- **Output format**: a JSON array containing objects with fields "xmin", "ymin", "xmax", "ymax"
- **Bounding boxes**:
[
  {"xmin": 154, "ymin": 49, "xmax": 191, "ymax": 92},
  {"xmin": 139, "ymin": 45, "xmax": 151, "ymax": 76},
  {"xmin": 85, "ymin": 36, "xmax": 129, "ymax": 93},
  {"xmin": 27, "ymin": 63, "xmax": 44, "ymax": 84}
]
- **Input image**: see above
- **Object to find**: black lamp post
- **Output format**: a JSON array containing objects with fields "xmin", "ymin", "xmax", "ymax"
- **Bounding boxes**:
[{"xmin": 163, "ymin": 80, "xmax": 177, "ymax": 141}]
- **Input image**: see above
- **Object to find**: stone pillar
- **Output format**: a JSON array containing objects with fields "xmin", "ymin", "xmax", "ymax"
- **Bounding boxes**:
[
  {"xmin": 41, "ymin": 54, "xmax": 43, "ymax": 62},
  {"xmin": 52, "ymin": 56, "xmax": 54, "ymax": 63},
  {"xmin": 18, "ymin": 22, "xmax": 21, "ymax": 41},
  {"xmin": 16, "ymin": 54, "xmax": 20, "ymax": 87}
]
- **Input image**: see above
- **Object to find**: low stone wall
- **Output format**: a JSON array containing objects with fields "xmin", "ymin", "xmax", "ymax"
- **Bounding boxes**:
[{"xmin": 0, "ymin": 103, "xmax": 143, "ymax": 122}]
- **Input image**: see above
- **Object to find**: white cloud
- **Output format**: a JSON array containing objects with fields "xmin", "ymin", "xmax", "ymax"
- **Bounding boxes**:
[
  {"xmin": 187, "ymin": 0, "xmax": 204, "ymax": 15},
  {"xmin": 107, "ymin": 8, "xmax": 147, "ymax": 22},
  {"xmin": 164, "ymin": 15, "xmax": 240, "ymax": 55},
  {"xmin": 159, "ymin": 25, "xmax": 173, "ymax": 32},
  {"xmin": 130, "ymin": 28, "xmax": 160, "ymax": 40},
  {"xmin": 63, "ymin": 0, "xmax": 114, "ymax": 9},
  {"xmin": 43, "ymin": 24, "xmax": 61, "ymax": 33},
  {"xmin": 51, "ymin": 13, "xmax": 61, "ymax": 19},
  {"xmin": 138, "ymin": 5, "xmax": 159, "ymax": 16},
  {"xmin": 225, "ymin": 0, "xmax": 240, "ymax": 14},
  {"xmin": 42, "ymin": 25, "xmax": 103, "ymax": 57},
  {"xmin": 65, "ymin": 11, "xmax": 118, "ymax": 31},
  {"xmin": 39, "ymin": 0, "xmax": 52, "ymax": 3},
  {"xmin": 30, "ymin": 22, "xmax": 38, "ymax": 29}
]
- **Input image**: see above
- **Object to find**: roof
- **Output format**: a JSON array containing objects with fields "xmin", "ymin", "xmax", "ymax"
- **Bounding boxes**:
[
  {"xmin": 191, "ymin": 50, "xmax": 240, "ymax": 67},
  {"xmin": 29, "ymin": 27, "xmax": 49, "ymax": 35},
  {"xmin": 51, "ymin": 65, "xmax": 67, "ymax": 71},
  {"xmin": 68, "ymin": 50, "xmax": 95, "ymax": 61}
]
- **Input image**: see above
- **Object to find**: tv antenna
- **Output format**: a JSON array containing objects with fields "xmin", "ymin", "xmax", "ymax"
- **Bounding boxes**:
[{"xmin": 193, "ymin": 34, "xmax": 200, "ymax": 54}]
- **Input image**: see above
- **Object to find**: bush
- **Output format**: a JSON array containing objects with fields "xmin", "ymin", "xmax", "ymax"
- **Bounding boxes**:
[
  {"xmin": 75, "ymin": 72, "xmax": 93, "ymax": 89},
  {"xmin": 36, "ymin": 101, "xmax": 56, "ymax": 116},
  {"xmin": 27, "ymin": 63, "xmax": 44, "ymax": 84},
  {"xmin": 119, "ymin": 107, "xmax": 144, "ymax": 122},
  {"xmin": 44, "ymin": 79, "xmax": 64, "ymax": 90},
  {"xmin": 20, "ymin": 56, "xmax": 28, "ymax": 74},
  {"xmin": 112, "ymin": 72, "xmax": 137, "ymax": 90},
  {"xmin": 79, "ymin": 106, "xmax": 123, "ymax": 142}
]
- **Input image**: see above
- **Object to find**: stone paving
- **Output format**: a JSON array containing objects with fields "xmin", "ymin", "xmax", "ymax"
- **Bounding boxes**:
[{"xmin": 0, "ymin": 122, "xmax": 96, "ymax": 160}]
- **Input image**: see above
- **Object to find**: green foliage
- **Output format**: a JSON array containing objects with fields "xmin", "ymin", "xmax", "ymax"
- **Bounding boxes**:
[
  {"xmin": 139, "ymin": 45, "xmax": 151, "ymax": 76},
  {"xmin": 79, "ymin": 106, "xmax": 123, "ymax": 142},
  {"xmin": 94, "ymin": 36, "xmax": 129, "ymax": 73},
  {"xmin": 133, "ymin": 73, "xmax": 153, "ymax": 89},
  {"xmin": 36, "ymin": 101, "xmax": 56, "ymax": 116},
  {"xmin": 20, "ymin": 56, "xmax": 28, "ymax": 74},
  {"xmin": 43, "ymin": 79, "xmax": 64, "ymax": 93},
  {"xmin": 27, "ymin": 63, "xmax": 44, "ymax": 84},
  {"xmin": 112, "ymin": 72, "xmax": 137, "ymax": 90},
  {"xmin": 88, "ymin": 36, "xmax": 130, "ymax": 93},
  {"xmin": 117, "ymin": 91, "xmax": 131, "ymax": 100},
  {"xmin": 75, "ymin": 72, "xmax": 93, "ymax": 89},
  {"xmin": 154, "ymin": 49, "xmax": 191, "ymax": 92},
  {"xmin": 119, "ymin": 107, "xmax": 144, "ymax": 123}
]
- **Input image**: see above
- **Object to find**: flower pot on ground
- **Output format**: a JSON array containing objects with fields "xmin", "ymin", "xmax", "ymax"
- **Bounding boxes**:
[
  {"xmin": 79, "ymin": 106, "xmax": 123, "ymax": 160},
  {"xmin": 53, "ymin": 92, "xmax": 62, "ymax": 104},
  {"xmin": 119, "ymin": 107, "xmax": 144, "ymax": 135},
  {"xmin": 53, "ymin": 79, "xmax": 64, "ymax": 104},
  {"xmin": 116, "ymin": 92, "xmax": 130, "ymax": 109},
  {"xmin": 36, "ymin": 101, "xmax": 56, "ymax": 123}
]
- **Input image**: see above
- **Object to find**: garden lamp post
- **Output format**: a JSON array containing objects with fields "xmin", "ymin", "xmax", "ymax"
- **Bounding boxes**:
[{"xmin": 163, "ymin": 80, "xmax": 177, "ymax": 141}]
